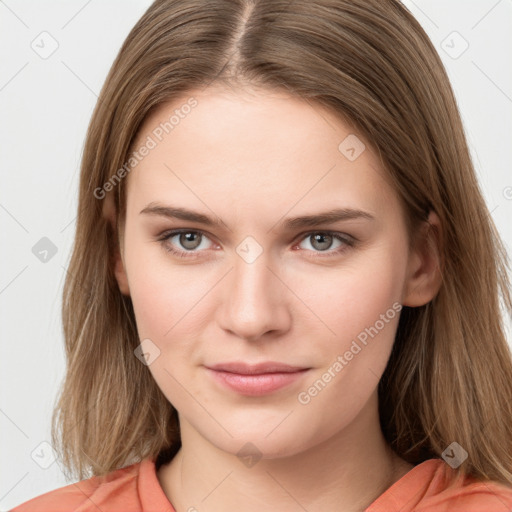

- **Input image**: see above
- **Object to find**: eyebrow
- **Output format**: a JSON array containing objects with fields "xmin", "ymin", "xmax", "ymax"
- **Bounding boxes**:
[{"xmin": 139, "ymin": 202, "xmax": 375, "ymax": 231}]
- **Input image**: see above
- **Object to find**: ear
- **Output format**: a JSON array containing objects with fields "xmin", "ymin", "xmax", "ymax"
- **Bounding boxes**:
[
  {"xmin": 113, "ymin": 242, "xmax": 131, "ymax": 296},
  {"xmin": 402, "ymin": 210, "xmax": 443, "ymax": 307},
  {"xmin": 103, "ymin": 193, "xmax": 131, "ymax": 297}
]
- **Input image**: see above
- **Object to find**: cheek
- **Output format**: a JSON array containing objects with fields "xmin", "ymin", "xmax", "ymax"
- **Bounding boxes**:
[
  {"xmin": 295, "ymin": 237, "xmax": 408, "ymax": 401},
  {"xmin": 124, "ymin": 230, "xmax": 209, "ymax": 339},
  {"xmin": 125, "ymin": 253, "xmax": 210, "ymax": 404},
  {"xmin": 297, "ymin": 239, "xmax": 407, "ymax": 345},
  {"xmin": 128, "ymin": 266, "xmax": 210, "ymax": 344},
  {"xmin": 126, "ymin": 262, "xmax": 172, "ymax": 339},
  {"xmin": 293, "ymin": 253, "xmax": 405, "ymax": 429}
]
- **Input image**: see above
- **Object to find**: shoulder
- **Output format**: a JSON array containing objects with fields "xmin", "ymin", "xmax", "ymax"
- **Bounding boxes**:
[
  {"xmin": 419, "ymin": 468, "xmax": 512, "ymax": 512},
  {"xmin": 410, "ymin": 459, "xmax": 512, "ymax": 512},
  {"xmin": 368, "ymin": 458, "xmax": 512, "ymax": 512},
  {"xmin": 10, "ymin": 459, "xmax": 147, "ymax": 512}
]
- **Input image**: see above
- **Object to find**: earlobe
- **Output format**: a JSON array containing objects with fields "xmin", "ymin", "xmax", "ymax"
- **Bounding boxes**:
[{"xmin": 402, "ymin": 211, "xmax": 443, "ymax": 307}]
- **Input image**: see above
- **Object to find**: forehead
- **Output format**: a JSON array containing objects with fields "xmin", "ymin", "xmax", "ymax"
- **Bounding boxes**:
[{"xmin": 126, "ymin": 86, "xmax": 399, "ymax": 224}]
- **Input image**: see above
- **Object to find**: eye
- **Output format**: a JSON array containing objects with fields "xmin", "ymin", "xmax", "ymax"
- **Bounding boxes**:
[
  {"xmin": 158, "ymin": 229, "xmax": 215, "ymax": 258},
  {"xmin": 157, "ymin": 229, "xmax": 355, "ymax": 259},
  {"xmin": 294, "ymin": 231, "xmax": 355, "ymax": 257}
]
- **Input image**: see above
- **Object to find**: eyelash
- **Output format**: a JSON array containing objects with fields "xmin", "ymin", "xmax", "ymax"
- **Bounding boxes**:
[{"xmin": 157, "ymin": 229, "xmax": 356, "ymax": 260}]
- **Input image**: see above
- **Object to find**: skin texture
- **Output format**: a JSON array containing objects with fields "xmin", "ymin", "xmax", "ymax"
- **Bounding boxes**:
[{"xmin": 112, "ymin": 85, "xmax": 442, "ymax": 512}]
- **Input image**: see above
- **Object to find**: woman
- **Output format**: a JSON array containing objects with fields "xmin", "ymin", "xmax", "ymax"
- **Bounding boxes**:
[{"xmin": 13, "ymin": 0, "xmax": 512, "ymax": 510}]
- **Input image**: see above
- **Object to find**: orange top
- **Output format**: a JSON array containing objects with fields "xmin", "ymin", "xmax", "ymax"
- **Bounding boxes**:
[{"xmin": 11, "ymin": 457, "xmax": 512, "ymax": 512}]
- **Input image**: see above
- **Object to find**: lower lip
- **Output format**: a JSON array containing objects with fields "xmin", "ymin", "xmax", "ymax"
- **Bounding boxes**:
[{"xmin": 206, "ymin": 368, "xmax": 310, "ymax": 396}]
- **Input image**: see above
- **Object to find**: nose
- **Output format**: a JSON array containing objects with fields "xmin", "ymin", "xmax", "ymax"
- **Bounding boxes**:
[{"xmin": 217, "ymin": 250, "xmax": 291, "ymax": 342}]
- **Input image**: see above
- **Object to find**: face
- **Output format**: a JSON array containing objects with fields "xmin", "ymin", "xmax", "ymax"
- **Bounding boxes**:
[{"xmin": 114, "ymin": 85, "xmax": 427, "ymax": 459}]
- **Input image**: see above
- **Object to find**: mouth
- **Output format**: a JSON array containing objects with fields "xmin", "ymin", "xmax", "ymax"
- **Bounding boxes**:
[{"xmin": 204, "ymin": 361, "xmax": 311, "ymax": 396}]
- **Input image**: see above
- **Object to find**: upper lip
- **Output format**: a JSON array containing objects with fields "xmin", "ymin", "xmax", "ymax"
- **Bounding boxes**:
[{"xmin": 206, "ymin": 362, "xmax": 309, "ymax": 375}]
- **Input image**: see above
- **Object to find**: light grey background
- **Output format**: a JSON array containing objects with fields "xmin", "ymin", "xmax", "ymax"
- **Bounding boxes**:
[{"xmin": 1, "ymin": 0, "xmax": 511, "ymax": 508}]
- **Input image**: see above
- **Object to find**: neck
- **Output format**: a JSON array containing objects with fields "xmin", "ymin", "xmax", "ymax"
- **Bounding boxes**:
[{"xmin": 157, "ymin": 391, "xmax": 413, "ymax": 512}]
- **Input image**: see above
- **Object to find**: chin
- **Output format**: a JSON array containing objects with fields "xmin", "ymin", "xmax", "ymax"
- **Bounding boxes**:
[{"xmin": 198, "ymin": 421, "xmax": 317, "ymax": 462}]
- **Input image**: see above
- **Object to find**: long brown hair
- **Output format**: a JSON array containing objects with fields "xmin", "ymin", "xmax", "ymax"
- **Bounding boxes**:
[{"xmin": 52, "ymin": 0, "xmax": 512, "ymax": 486}]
